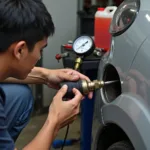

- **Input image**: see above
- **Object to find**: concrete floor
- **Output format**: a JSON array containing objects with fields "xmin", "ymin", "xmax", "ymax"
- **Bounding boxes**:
[{"xmin": 16, "ymin": 114, "xmax": 81, "ymax": 150}]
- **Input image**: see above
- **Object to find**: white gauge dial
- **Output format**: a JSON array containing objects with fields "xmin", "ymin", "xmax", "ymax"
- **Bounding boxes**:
[{"xmin": 73, "ymin": 36, "xmax": 93, "ymax": 54}]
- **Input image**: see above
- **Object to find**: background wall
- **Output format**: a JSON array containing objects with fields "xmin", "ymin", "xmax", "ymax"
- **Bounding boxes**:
[{"xmin": 42, "ymin": 0, "xmax": 78, "ymax": 107}]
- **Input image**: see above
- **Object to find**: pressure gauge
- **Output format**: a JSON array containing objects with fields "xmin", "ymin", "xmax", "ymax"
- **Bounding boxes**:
[{"xmin": 73, "ymin": 36, "xmax": 95, "ymax": 56}]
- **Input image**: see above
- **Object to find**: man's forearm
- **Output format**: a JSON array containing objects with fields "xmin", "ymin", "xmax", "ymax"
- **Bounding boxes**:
[
  {"xmin": 3, "ymin": 67, "xmax": 49, "ymax": 84},
  {"xmin": 23, "ymin": 118, "xmax": 58, "ymax": 150}
]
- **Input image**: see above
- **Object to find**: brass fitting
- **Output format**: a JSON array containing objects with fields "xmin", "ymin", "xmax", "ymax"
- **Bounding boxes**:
[
  {"xmin": 81, "ymin": 80, "xmax": 105, "ymax": 94},
  {"xmin": 74, "ymin": 57, "xmax": 83, "ymax": 70}
]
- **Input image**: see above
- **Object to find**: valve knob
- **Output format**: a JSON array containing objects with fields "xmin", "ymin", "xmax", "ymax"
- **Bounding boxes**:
[{"xmin": 55, "ymin": 52, "xmax": 69, "ymax": 62}]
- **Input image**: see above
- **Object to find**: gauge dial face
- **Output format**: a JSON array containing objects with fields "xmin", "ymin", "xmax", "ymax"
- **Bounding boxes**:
[{"xmin": 73, "ymin": 36, "xmax": 93, "ymax": 55}]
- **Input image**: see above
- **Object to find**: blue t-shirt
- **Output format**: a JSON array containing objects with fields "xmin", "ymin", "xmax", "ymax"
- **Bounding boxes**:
[{"xmin": 0, "ymin": 88, "xmax": 15, "ymax": 150}]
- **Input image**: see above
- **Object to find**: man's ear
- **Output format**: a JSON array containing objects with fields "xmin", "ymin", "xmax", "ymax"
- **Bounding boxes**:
[{"xmin": 13, "ymin": 41, "xmax": 28, "ymax": 60}]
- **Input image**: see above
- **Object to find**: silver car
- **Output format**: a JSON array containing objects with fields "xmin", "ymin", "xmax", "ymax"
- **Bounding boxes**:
[{"xmin": 92, "ymin": 0, "xmax": 150, "ymax": 149}]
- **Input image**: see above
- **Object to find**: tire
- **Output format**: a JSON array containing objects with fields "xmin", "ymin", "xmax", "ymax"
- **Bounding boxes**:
[{"xmin": 107, "ymin": 141, "xmax": 134, "ymax": 150}]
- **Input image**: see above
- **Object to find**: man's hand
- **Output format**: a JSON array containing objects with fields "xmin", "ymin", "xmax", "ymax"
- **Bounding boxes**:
[
  {"xmin": 3, "ymin": 67, "xmax": 93, "ymax": 99},
  {"xmin": 45, "ymin": 68, "xmax": 93, "ymax": 99},
  {"xmin": 48, "ymin": 84, "xmax": 83, "ymax": 131}
]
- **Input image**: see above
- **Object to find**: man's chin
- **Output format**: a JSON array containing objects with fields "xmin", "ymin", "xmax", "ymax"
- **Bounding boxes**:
[
  {"xmin": 19, "ymin": 76, "xmax": 27, "ymax": 80},
  {"xmin": 11, "ymin": 70, "xmax": 31, "ymax": 80},
  {"xmin": 12, "ymin": 74, "xmax": 28, "ymax": 80}
]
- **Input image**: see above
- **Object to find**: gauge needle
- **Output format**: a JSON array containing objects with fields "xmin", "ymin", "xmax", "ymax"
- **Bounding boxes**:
[{"xmin": 77, "ymin": 41, "xmax": 88, "ymax": 50}]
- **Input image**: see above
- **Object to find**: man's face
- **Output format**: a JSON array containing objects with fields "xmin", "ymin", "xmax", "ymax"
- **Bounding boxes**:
[{"xmin": 11, "ymin": 37, "xmax": 48, "ymax": 79}]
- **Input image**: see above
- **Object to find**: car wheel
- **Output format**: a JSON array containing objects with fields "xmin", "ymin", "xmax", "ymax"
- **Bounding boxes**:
[{"xmin": 107, "ymin": 141, "xmax": 134, "ymax": 150}]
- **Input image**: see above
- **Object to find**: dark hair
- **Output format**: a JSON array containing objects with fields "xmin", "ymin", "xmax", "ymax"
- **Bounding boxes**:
[{"xmin": 0, "ymin": 0, "xmax": 55, "ymax": 52}]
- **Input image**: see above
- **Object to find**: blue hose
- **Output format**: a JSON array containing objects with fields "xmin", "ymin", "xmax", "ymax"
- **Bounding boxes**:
[{"xmin": 52, "ymin": 139, "xmax": 79, "ymax": 149}]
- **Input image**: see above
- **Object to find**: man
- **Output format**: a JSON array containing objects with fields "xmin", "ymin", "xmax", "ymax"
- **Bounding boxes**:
[{"xmin": 0, "ymin": 0, "xmax": 92, "ymax": 149}]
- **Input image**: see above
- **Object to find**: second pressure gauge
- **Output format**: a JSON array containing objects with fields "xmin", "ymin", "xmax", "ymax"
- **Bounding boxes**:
[{"xmin": 72, "ymin": 36, "xmax": 95, "ymax": 56}]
